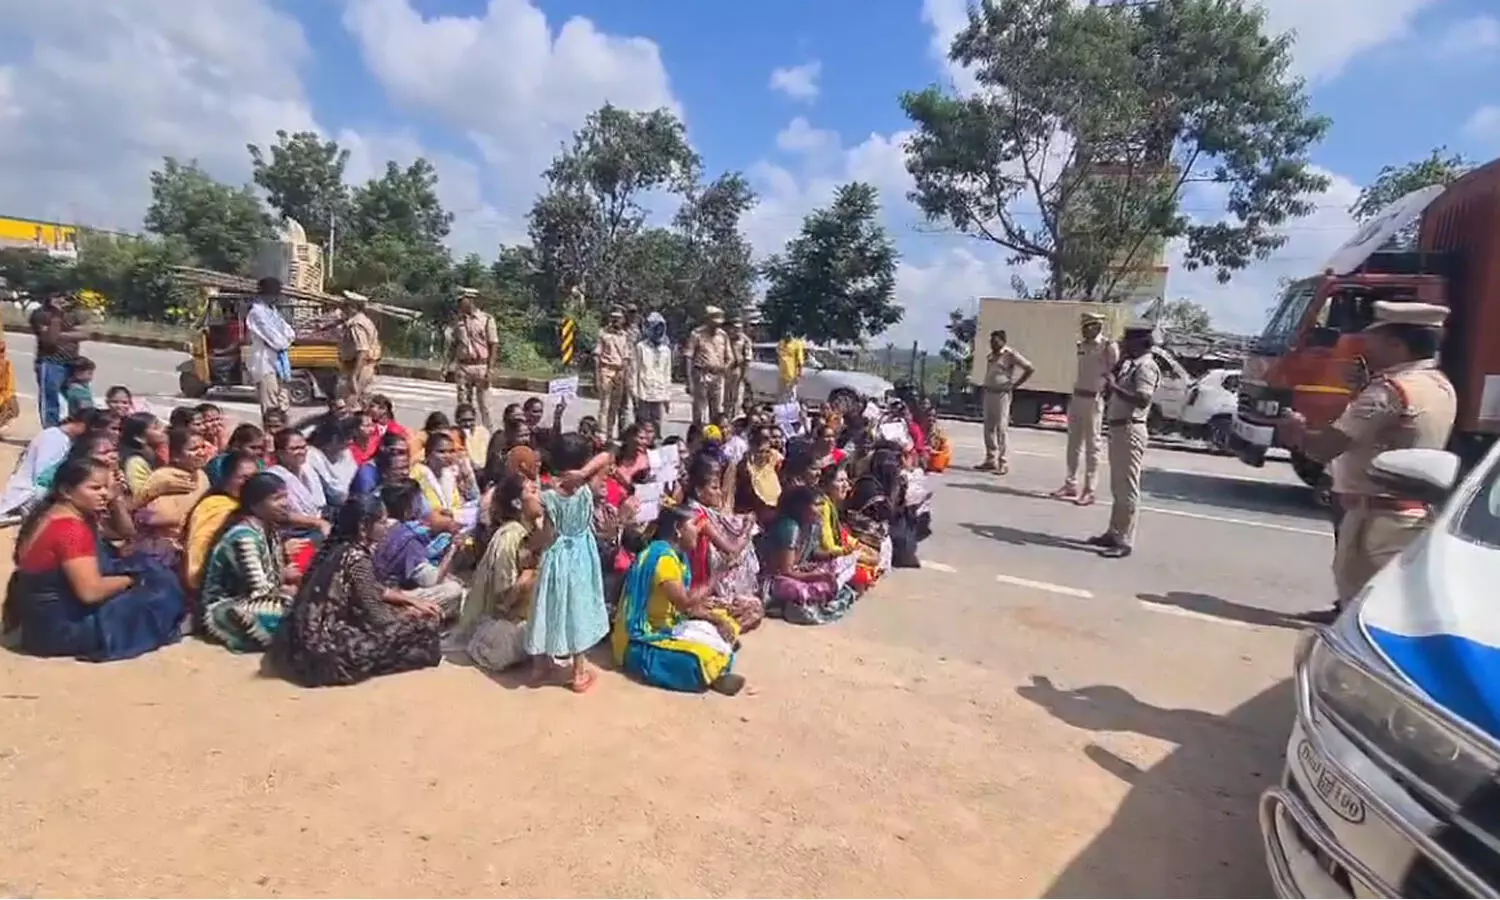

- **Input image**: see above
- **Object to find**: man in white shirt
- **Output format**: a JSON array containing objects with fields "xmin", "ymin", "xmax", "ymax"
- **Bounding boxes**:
[
  {"xmin": 630, "ymin": 311, "xmax": 674, "ymax": 427},
  {"xmin": 245, "ymin": 277, "xmax": 296, "ymax": 416}
]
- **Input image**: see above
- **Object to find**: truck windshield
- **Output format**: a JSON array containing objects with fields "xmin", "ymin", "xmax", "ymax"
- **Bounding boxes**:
[
  {"xmin": 1455, "ymin": 456, "xmax": 1500, "ymax": 550},
  {"xmin": 1256, "ymin": 278, "xmax": 1320, "ymax": 354}
]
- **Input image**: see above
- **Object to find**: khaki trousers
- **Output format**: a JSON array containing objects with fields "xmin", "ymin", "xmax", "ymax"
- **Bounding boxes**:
[
  {"xmin": 256, "ymin": 373, "xmax": 289, "ymax": 415},
  {"xmin": 693, "ymin": 370, "xmax": 725, "ymax": 425},
  {"xmin": 724, "ymin": 367, "xmax": 747, "ymax": 417},
  {"xmin": 1332, "ymin": 503, "xmax": 1430, "ymax": 603},
  {"xmin": 1065, "ymin": 393, "xmax": 1104, "ymax": 492},
  {"xmin": 597, "ymin": 366, "xmax": 626, "ymax": 438},
  {"xmin": 981, "ymin": 389, "xmax": 1012, "ymax": 464},
  {"xmin": 1106, "ymin": 421, "xmax": 1148, "ymax": 548},
  {"xmin": 338, "ymin": 359, "xmax": 377, "ymax": 407},
  {"xmin": 453, "ymin": 362, "xmax": 492, "ymax": 428}
]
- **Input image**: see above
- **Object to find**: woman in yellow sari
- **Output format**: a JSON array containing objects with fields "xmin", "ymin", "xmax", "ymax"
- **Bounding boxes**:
[
  {"xmin": 183, "ymin": 451, "xmax": 263, "ymax": 591},
  {"xmin": 612, "ymin": 505, "xmax": 746, "ymax": 695},
  {"xmin": 0, "ymin": 322, "xmax": 18, "ymax": 432},
  {"xmin": 813, "ymin": 462, "xmax": 860, "ymax": 560}
]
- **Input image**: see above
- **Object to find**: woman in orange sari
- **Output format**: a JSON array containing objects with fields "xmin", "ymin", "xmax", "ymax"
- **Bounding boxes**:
[{"xmin": 0, "ymin": 322, "xmax": 19, "ymax": 433}]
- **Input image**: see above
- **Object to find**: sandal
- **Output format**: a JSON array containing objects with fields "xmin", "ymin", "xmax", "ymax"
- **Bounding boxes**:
[
  {"xmin": 1050, "ymin": 485, "xmax": 1077, "ymax": 500},
  {"xmin": 571, "ymin": 667, "xmax": 599, "ymax": 694},
  {"xmin": 1074, "ymin": 491, "xmax": 1096, "ymax": 506}
]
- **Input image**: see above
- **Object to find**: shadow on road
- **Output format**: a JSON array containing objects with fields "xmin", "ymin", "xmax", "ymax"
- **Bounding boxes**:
[
  {"xmin": 1017, "ymin": 674, "xmax": 1291, "ymax": 897},
  {"xmin": 948, "ymin": 480, "xmax": 1057, "ymax": 501},
  {"xmin": 1143, "ymin": 468, "xmax": 1326, "ymax": 522},
  {"xmin": 959, "ymin": 521, "xmax": 1098, "ymax": 553},
  {"xmin": 1137, "ymin": 590, "xmax": 1306, "ymax": 631}
]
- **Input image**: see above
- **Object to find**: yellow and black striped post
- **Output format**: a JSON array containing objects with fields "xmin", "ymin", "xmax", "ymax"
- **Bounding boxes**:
[{"xmin": 560, "ymin": 317, "xmax": 577, "ymax": 367}]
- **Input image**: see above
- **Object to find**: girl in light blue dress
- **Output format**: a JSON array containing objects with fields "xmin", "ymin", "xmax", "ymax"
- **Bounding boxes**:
[{"xmin": 526, "ymin": 433, "xmax": 613, "ymax": 692}]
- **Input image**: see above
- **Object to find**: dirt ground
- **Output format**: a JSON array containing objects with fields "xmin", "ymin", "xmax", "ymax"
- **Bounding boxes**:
[{"xmin": 0, "ymin": 432, "xmax": 1285, "ymax": 899}]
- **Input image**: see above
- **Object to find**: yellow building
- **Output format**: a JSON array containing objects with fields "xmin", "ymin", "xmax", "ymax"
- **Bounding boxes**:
[{"xmin": 0, "ymin": 215, "xmax": 79, "ymax": 253}]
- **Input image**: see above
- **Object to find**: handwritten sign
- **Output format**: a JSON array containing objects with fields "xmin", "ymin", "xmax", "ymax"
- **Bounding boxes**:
[
  {"xmin": 647, "ymin": 447, "xmax": 680, "ymax": 486},
  {"xmin": 547, "ymin": 375, "xmax": 579, "ymax": 399},
  {"xmin": 633, "ymin": 482, "xmax": 664, "ymax": 523},
  {"xmin": 878, "ymin": 421, "xmax": 909, "ymax": 443},
  {"xmin": 832, "ymin": 552, "xmax": 859, "ymax": 588},
  {"xmin": 773, "ymin": 401, "xmax": 801, "ymax": 435}
]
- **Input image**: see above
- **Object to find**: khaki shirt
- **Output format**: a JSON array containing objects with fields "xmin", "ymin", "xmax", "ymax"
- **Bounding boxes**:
[
  {"xmin": 729, "ymin": 333, "xmax": 753, "ymax": 370},
  {"xmin": 596, "ymin": 328, "xmax": 632, "ymax": 370},
  {"xmin": 1075, "ymin": 337, "xmax": 1120, "ymax": 394},
  {"xmin": 686, "ymin": 325, "xmax": 732, "ymax": 372},
  {"xmin": 983, "ymin": 346, "xmax": 1031, "ymax": 392},
  {"xmin": 340, "ymin": 311, "xmax": 381, "ymax": 363},
  {"xmin": 1104, "ymin": 352, "xmax": 1160, "ymax": 423},
  {"xmin": 450, "ymin": 311, "xmax": 498, "ymax": 364},
  {"xmin": 1330, "ymin": 360, "xmax": 1457, "ymax": 497}
]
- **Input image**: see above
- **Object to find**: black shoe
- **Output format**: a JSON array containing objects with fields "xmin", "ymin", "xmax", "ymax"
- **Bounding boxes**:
[
  {"xmin": 711, "ymin": 673, "xmax": 747, "ymax": 696},
  {"xmin": 975, "ymin": 460, "xmax": 997, "ymax": 472},
  {"xmin": 1098, "ymin": 544, "xmax": 1132, "ymax": 559},
  {"xmin": 1084, "ymin": 533, "xmax": 1118, "ymax": 547}
]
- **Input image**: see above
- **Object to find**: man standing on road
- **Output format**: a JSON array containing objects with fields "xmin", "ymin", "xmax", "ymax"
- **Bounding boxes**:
[
  {"xmin": 246, "ymin": 277, "xmax": 295, "ymax": 417},
  {"xmin": 28, "ymin": 292, "xmax": 84, "ymax": 427},
  {"xmin": 684, "ymin": 306, "xmax": 732, "ymax": 426},
  {"xmin": 977, "ymin": 328, "xmax": 1034, "ymax": 474},
  {"xmin": 1089, "ymin": 323, "xmax": 1159, "ymax": 559},
  {"xmin": 337, "ymin": 290, "xmax": 381, "ymax": 408},
  {"xmin": 620, "ymin": 303, "xmax": 642, "ymax": 424},
  {"xmin": 1276, "ymin": 302, "xmax": 1456, "ymax": 623},
  {"xmin": 595, "ymin": 307, "xmax": 632, "ymax": 438},
  {"xmin": 725, "ymin": 313, "xmax": 753, "ymax": 416},
  {"xmin": 447, "ymin": 287, "xmax": 499, "ymax": 428},
  {"xmin": 1052, "ymin": 311, "xmax": 1119, "ymax": 506},
  {"xmin": 777, "ymin": 331, "xmax": 806, "ymax": 402}
]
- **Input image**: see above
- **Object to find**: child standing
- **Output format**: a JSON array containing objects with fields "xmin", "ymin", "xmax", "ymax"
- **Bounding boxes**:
[
  {"xmin": 63, "ymin": 357, "xmax": 97, "ymax": 418},
  {"xmin": 526, "ymin": 432, "xmax": 613, "ymax": 692}
]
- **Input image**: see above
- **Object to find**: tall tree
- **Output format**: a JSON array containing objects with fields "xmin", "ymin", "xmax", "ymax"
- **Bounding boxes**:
[
  {"xmin": 672, "ymin": 172, "xmax": 758, "ymax": 321},
  {"xmin": 901, "ymin": 0, "xmax": 1330, "ymax": 301},
  {"xmin": 143, "ymin": 157, "xmax": 273, "ymax": 274},
  {"xmin": 338, "ymin": 158, "xmax": 453, "ymax": 294},
  {"xmin": 247, "ymin": 129, "xmax": 351, "ymax": 248},
  {"xmin": 940, "ymin": 308, "xmax": 978, "ymax": 368},
  {"xmin": 529, "ymin": 104, "xmax": 701, "ymax": 309},
  {"xmin": 760, "ymin": 182, "xmax": 902, "ymax": 344},
  {"xmin": 1350, "ymin": 147, "xmax": 1474, "ymax": 250}
]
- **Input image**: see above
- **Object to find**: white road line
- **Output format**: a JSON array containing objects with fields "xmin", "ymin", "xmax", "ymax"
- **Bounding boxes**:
[
  {"xmin": 920, "ymin": 560, "xmax": 957, "ymax": 573},
  {"xmin": 995, "ymin": 573, "xmax": 1094, "ymax": 599},
  {"xmin": 1140, "ymin": 505, "xmax": 1330, "ymax": 537},
  {"xmin": 1137, "ymin": 599, "xmax": 1260, "ymax": 630}
]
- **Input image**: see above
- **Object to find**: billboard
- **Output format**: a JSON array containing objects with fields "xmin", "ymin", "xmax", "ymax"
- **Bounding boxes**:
[{"xmin": 0, "ymin": 215, "xmax": 79, "ymax": 254}]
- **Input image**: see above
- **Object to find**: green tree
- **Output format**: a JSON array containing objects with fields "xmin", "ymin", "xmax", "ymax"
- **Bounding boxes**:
[
  {"xmin": 143, "ymin": 157, "xmax": 273, "ymax": 274},
  {"xmin": 1154, "ymin": 297, "xmax": 1213, "ymax": 334},
  {"xmin": 1350, "ymin": 147, "xmax": 1474, "ymax": 250},
  {"xmin": 247, "ymin": 129, "xmax": 351, "ymax": 249},
  {"xmin": 760, "ymin": 182, "xmax": 902, "ymax": 344},
  {"xmin": 337, "ymin": 158, "xmax": 454, "ymax": 294},
  {"xmin": 672, "ymin": 172, "xmax": 758, "ymax": 321},
  {"xmin": 940, "ymin": 308, "xmax": 978, "ymax": 368},
  {"xmin": 0, "ymin": 247, "xmax": 75, "ymax": 297},
  {"xmin": 901, "ymin": 0, "xmax": 1330, "ymax": 301}
]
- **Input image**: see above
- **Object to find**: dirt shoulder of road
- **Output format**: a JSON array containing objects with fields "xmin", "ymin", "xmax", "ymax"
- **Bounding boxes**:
[{"xmin": 0, "ymin": 424, "xmax": 1283, "ymax": 898}]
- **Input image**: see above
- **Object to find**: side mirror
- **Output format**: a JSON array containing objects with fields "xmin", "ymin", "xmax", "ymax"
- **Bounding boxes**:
[
  {"xmin": 1369, "ymin": 448, "xmax": 1461, "ymax": 505},
  {"xmin": 1307, "ymin": 326, "xmax": 1340, "ymax": 349}
]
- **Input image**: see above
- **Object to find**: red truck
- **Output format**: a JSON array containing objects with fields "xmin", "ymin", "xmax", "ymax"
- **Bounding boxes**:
[{"xmin": 1228, "ymin": 158, "xmax": 1500, "ymax": 489}]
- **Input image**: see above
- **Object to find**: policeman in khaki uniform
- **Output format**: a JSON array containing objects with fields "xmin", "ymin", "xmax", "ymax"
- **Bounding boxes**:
[
  {"xmin": 976, "ymin": 328, "xmax": 1034, "ymax": 474},
  {"xmin": 1053, "ymin": 311, "xmax": 1120, "ymax": 506},
  {"xmin": 1087, "ymin": 322, "xmax": 1159, "ymax": 558},
  {"xmin": 724, "ymin": 314, "xmax": 754, "ymax": 417},
  {"xmin": 336, "ymin": 290, "xmax": 381, "ymax": 408},
  {"xmin": 1277, "ymin": 301, "xmax": 1456, "ymax": 622},
  {"xmin": 684, "ymin": 306, "xmax": 732, "ymax": 425},
  {"xmin": 595, "ymin": 307, "xmax": 633, "ymax": 439},
  {"xmin": 446, "ymin": 287, "xmax": 499, "ymax": 427}
]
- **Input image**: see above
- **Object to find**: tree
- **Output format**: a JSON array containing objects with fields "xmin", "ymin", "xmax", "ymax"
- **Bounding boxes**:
[
  {"xmin": 247, "ymin": 130, "xmax": 351, "ymax": 248},
  {"xmin": 143, "ymin": 157, "xmax": 273, "ymax": 274},
  {"xmin": 1154, "ymin": 298, "xmax": 1213, "ymax": 334},
  {"xmin": 672, "ymin": 172, "xmax": 758, "ymax": 322},
  {"xmin": 901, "ymin": 0, "xmax": 1330, "ymax": 301},
  {"xmin": 940, "ymin": 307, "xmax": 978, "ymax": 375},
  {"xmin": 529, "ymin": 104, "xmax": 701, "ymax": 309},
  {"xmin": 1350, "ymin": 147, "xmax": 1474, "ymax": 250},
  {"xmin": 760, "ymin": 182, "xmax": 902, "ymax": 344},
  {"xmin": 337, "ymin": 158, "xmax": 454, "ymax": 294}
]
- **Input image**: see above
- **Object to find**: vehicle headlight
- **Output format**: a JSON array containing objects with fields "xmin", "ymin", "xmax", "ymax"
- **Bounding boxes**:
[{"xmin": 1308, "ymin": 637, "xmax": 1499, "ymax": 806}]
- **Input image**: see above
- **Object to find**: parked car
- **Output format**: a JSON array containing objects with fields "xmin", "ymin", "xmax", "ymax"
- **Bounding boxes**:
[
  {"xmin": 744, "ymin": 343, "xmax": 894, "ymax": 408},
  {"xmin": 1163, "ymin": 368, "xmax": 1240, "ymax": 451},
  {"xmin": 1260, "ymin": 441, "xmax": 1500, "ymax": 898}
]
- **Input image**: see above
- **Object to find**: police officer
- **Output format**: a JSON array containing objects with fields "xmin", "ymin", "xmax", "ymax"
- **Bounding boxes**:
[
  {"xmin": 337, "ymin": 290, "xmax": 381, "ymax": 409},
  {"xmin": 684, "ymin": 306, "xmax": 732, "ymax": 425},
  {"xmin": 1277, "ymin": 301, "xmax": 1456, "ymax": 623},
  {"xmin": 595, "ymin": 307, "xmax": 632, "ymax": 439},
  {"xmin": 1052, "ymin": 311, "xmax": 1119, "ymax": 506},
  {"xmin": 1089, "ymin": 322, "xmax": 1159, "ymax": 559},
  {"xmin": 725, "ymin": 314, "xmax": 753, "ymax": 417},
  {"xmin": 977, "ymin": 329, "xmax": 1034, "ymax": 474}
]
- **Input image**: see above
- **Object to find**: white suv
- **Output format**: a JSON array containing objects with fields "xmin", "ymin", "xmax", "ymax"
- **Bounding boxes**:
[{"xmin": 743, "ymin": 343, "xmax": 894, "ymax": 407}]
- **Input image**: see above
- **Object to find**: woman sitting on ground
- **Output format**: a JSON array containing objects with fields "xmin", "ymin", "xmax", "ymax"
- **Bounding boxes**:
[
  {"xmin": 266, "ymin": 428, "xmax": 332, "ymax": 537},
  {"xmin": 198, "ymin": 472, "xmax": 299, "ymax": 652},
  {"xmin": 183, "ymin": 452, "xmax": 262, "ymax": 598},
  {"xmin": 119, "ymin": 411, "xmax": 165, "ymax": 497},
  {"xmin": 759, "ymin": 484, "xmax": 858, "ymax": 625},
  {"xmin": 409, "ymin": 411, "xmax": 450, "ymax": 462},
  {"xmin": 270, "ymin": 494, "xmax": 444, "ymax": 687},
  {"xmin": 457, "ymin": 474, "xmax": 545, "ymax": 673},
  {"xmin": 57, "ymin": 431, "xmax": 137, "ymax": 546},
  {"xmin": 454, "ymin": 403, "xmax": 490, "ymax": 472},
  {"xmin": 612, "ymin": 505, "xmax": 746, "ymax": 696},
  {"xmin": 373, "ymin": 480, "xmax": 466, "ymax": 622},
  {"xmin": 349, "ymin": 430, "xmax": 408, "ymax": 496},
  {"xmin": 613, "ymin": 424, "xmax": 651, "ymax": 485},
  {"xmin": 681, "ymin": 452, "xmax": 763, "ymax": 632},
  {"xmin": 305, "ymin": 417, "xmax": 359, "ymax": 507},
  {"xmin": 733, "ymin": 425, "xmax": 782, "ymax": 526},
  {"xmin": 132, "ymin": 426, "xmax": 212, "ymax": 568},
  {"xmin": 410, "ymin": 430, "xmax": 480, "ymax": 533},
  {"xmin": 812, "ymin": 461, "xmax": 861, "ymax": 564},
  {"xmin": 843, "ymin": 467, "xmax": 894, "ymax": 591},
  {"xmin": 205, "ymin": 424, "xmax": 266, "ymax": 485},
  {"xmin": 1, "ymin": 458, "xmax": 185, "ymax": 660}
]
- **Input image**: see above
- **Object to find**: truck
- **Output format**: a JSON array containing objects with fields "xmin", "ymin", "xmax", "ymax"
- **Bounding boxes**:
[{"xmin": 968, "ymin": 297, "xmax": 1193, "ymax": 428}]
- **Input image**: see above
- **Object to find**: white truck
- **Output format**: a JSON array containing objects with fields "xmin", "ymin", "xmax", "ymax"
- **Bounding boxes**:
[{"xmin": 967, "ymin": 297, "xmax": 1192, "ymax": 427}]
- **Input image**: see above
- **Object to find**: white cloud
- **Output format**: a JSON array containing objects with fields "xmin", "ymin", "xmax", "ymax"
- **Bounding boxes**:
[
  {"xmin": 1464, "ymin": 106, "xmax": 1500, "ymax": 146},
  {"xmin": 1434, "ymin": 14, "xmax": 1500, "ymax": 57},
  {"xmin": 775, "ymin": 117, "xmax": 839, "ymax": 156},
  {"xmin": 1258, "ymin": 0, "xmax": 1439, "ymax": 83},
  {"xmin": 768, "ymin": 61, "xmax": 822, "ymax": 102}
]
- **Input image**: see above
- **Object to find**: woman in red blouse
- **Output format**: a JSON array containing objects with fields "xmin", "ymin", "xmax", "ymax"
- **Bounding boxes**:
[{"xmin": 1, "ymin": 458, "xmax": 186, "ymax": 660}]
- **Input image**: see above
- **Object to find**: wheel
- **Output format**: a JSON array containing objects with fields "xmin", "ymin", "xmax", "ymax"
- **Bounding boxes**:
[
  {"xmin": 178, "ymin": 369, "xmax": 208, "ymax": 399},
  {"xmin": 1207, "ymin": 415, "xmax": 1233, "ymax": 454},
  {"xmin": 285, "ymin": 373, "xmax": 316, "ymax": 406},
  {"xmin": 1289, "ymin": 450, "xmax": 1325, "ymax": 489}
]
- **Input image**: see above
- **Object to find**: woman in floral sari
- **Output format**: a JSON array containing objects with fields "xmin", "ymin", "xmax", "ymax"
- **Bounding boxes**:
[
  {"xmin": 612, "ymin": 505, "xmax": 746, "ymax": 695},
  {"xmin": 759, "ymin": 485, "xmax": 858, "ymax": 625},
  {"xmin": 681, "ymin": 452, "xmax": 763, "ymax": 631},
  {"xmin": 199, "ymin": 472, "xmax": 299, "ymax": 651}
]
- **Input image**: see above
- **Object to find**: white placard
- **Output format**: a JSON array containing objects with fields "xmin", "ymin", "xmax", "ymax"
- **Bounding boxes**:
[
  {"xmin": 647, "ymin": 447, "xmax": 680, "ymax": 485},
  {"xmin": 547, "ymin": 375, "xmax": 579, "ymax": 399},
  {"xmin": 832, "ymin": 552, "xmax": 859, "ymax": 588},
  {"xmin": 633, "ymin": 482, "xmax": 663, "ymax": 523},
  {"xmin": 878, "ymin": 421, "xmax": 909, "ymax": 443},
  {"xmin": 773, "ymin": 401, "xmax": 801, "ymax": 434}
]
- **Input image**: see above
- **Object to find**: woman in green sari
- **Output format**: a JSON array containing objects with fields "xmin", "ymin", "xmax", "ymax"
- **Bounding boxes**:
[{"xmin": 199, "ymin": 472, "xmax": 299, "ymax": 651}]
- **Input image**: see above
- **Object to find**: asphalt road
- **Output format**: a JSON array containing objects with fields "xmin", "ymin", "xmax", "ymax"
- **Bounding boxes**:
[{"xmin": 5, "ymin": 333, "xmax": 1325, "ymax": 894}]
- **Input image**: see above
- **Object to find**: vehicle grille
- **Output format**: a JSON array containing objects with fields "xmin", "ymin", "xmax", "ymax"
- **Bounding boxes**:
[{"xmin": 1236, "ymin": 383, "xmax": 1294, "ymax": 424}]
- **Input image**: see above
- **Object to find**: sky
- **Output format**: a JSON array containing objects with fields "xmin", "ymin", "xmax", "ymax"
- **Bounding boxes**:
[{"xmin": 0, "ymin": 0, "xmax": 1497, "ymax": 348}]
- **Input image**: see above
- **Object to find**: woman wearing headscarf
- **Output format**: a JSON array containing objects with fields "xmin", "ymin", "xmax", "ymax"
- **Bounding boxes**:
[{"xmin": 630, "ymin": 311, "xmax": 673, "ymax": 427}]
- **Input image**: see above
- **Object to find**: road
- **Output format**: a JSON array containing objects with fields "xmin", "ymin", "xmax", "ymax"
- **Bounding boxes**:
[{"xmin": 0, "ymin": 335, "xmax": 1328, "ymax": 895}]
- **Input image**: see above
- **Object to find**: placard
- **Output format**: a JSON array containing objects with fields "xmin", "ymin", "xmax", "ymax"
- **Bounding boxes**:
[
  {"xmin": 547, "ymin": 375, "xmax": 579, "ymax": 399},
  {"xmin": 773, "ymin": 401, "xmax": 801, "ymax": 435},
  {"xmin": 633, "ymin": 481, "xmax": 664, "ymax": 523},
  {"xmin": 647, "ymin": 446, "xmax": 680, "ymax": 485},
  {"xmin": 832, "ymin": 552, "xmax": 859, "ymax": 588},
  {"xmin": 878, "ymin": 421, "xmax": 909, "ymax": 443}
]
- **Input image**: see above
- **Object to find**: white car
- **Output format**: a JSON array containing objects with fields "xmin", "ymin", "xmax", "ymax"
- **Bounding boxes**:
[
  {"xmin": 1260, "ymin": 443, "xmax": 1500, "ymax": 898},
  {"xmin": 1172, "ymin": 368, "xmax": 1241, "ymax": 451},
  {"xmin": 744, "ymin": 343, "xmax": 894, "ymax": 408}
]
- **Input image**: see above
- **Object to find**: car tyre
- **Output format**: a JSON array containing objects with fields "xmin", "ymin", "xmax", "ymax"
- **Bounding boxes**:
[{"xmin": 1207, "ymin": 415, "xmax": 1234, "ymax": 454}]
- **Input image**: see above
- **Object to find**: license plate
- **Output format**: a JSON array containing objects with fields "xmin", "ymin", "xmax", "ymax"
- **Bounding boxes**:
[{"xmin": 1233, "ymin": 416, "xmax": 1269, "ymax": 445}]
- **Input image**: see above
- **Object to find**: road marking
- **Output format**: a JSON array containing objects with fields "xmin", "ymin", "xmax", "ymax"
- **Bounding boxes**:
[
  {"xmin": 1140, "ymin": 505, "xmax": 1330, "ymax": 537},
  {"xmin": 920, "ymin": 560, "xmax": 957, "ymax": 572},
  {"xmin": 1137, "ymin": 599, "xmax": 1260, "ymax": 630},
  {"xmin": 995, "ymin": 573, "xmax": 1094, "ymax": 599}
]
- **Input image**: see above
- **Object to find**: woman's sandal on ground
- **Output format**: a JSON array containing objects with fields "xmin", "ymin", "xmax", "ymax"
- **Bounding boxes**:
[{"xmin": 570, "ymin": 667, "xmax": 599, "ymax": 694}]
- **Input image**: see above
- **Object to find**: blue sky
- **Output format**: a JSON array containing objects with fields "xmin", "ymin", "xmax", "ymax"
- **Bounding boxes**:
[{"xmin": 1, "ymin": 0, "xmax": 1498, "ymax": 346}]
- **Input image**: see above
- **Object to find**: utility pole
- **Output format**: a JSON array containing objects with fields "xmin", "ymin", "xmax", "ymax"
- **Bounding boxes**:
[{"xmin": 326, "ymin": 209, "xmax": 336, "ymax": 286}]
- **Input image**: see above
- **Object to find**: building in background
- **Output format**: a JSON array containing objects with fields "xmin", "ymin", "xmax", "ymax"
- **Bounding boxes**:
[{"xmin": 0, "ymin": 215, "xmax": 79, "ymax": 258}]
